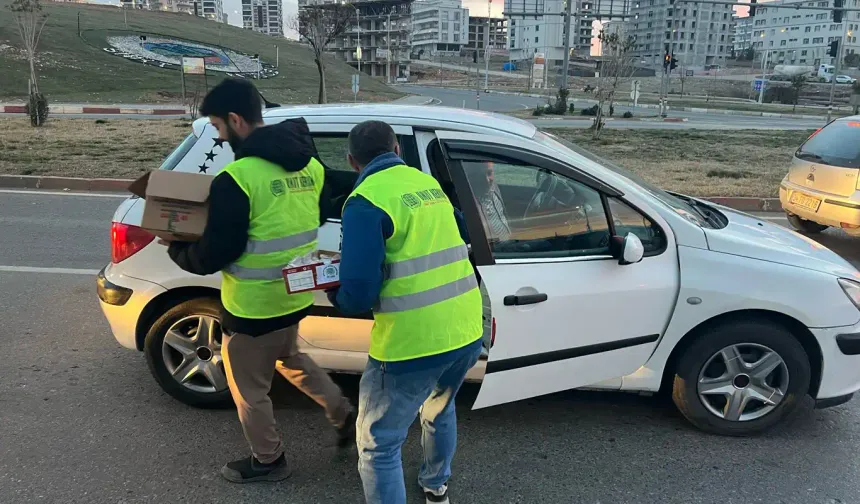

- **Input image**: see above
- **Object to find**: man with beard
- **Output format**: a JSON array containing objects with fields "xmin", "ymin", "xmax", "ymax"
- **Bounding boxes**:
[{"xmin": 165, "ymin": 78, "xmax": 354, "ymax": 483}]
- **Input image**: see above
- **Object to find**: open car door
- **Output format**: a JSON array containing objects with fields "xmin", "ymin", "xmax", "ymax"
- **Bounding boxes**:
[{"xmin": 433, "ymin": 131, "xmax": 679, "ymax": 409}]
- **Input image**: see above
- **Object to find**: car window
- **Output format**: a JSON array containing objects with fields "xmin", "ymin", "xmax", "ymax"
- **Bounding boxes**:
[
  {"xmin": 796, "ymin": 121, "xmax": 860, "ymax": 168},
  {"xmin": 313, "ymin": 134, "xmax": 422, "ymax": 172},
  {"xmin": 314, "ymin": 137, "xmax": 353, "ymax": 171},
  {"xmin": 461, "ymin": 160, "xmax": 611, "ymax": 260},
  {"xmin": 607, "ymin": 198, "xmax": 667, "ymax": 254},
  {"xmin": 159, "ymin": 133, "xmax": 198, "ymax": 171}
]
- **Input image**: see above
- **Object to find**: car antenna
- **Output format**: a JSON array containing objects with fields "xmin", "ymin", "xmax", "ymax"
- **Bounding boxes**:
[{"xmin": 259, "ymin": 92, "xmax": 280, "ymax": 109}]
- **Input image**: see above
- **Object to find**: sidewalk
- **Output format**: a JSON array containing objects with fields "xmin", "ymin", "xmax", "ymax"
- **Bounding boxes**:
[
  {"xmin": 0, "ymin": 96, "xmax": 434, "ymax": 116},
  {"xmin": 1, "ymin": 103, "xmax": 188, "ymax": 115}
]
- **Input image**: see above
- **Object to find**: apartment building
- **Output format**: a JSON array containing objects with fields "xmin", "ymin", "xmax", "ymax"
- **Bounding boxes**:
[
  {"xmin": 505, "ymin": 0, "xmax": 627, "ymax": 65},
  {"xmin": 243, "ymin": 0, "xmax": 283, "ymax": 36},
  {"xmin": 627, "ymin": 0, "xmax": 734, "ymax": 68},
  {"xmin": 752, "ymin": 0, "xmax": 860, "ymax": 67},
  {"xmin": 412, "ymin": 0, "xmax": 470, "ymax": 57},
  {"xmin": 732, "ymin": 14, "xmax": 753, "ymax": 54},
  {"xmin": 119, "ymin": 0, "xmax": 223, "ymax": 22},
  {"xmin": 467, "ymin": 16, "xmax": 508, "ymax": 54}
]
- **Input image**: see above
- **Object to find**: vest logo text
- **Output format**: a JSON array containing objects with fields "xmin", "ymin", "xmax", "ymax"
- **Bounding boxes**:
[{"xmin": 401, "ymin": 188, "xmax": 448, "ymax": 209}]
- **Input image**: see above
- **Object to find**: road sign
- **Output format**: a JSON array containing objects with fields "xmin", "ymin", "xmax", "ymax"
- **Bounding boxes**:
[
  {"xmin": 351, "ymin": 74, "xmax": 360, "ymax": 99},
  {"xmin": 685, "ymin": 69, "xmax": 694, "ymax": 77},
  {"xmin": 182, "ymin": 57, "xmax": 206, "ymax": 75},
  {"xmin": 377, "ymin": 48, "xmax": 389, "ymax": 59},
  {"xmin": 533, "ymin": 52, "xmax": 545, "ymax": 89},
  {"xmin": 753, "ymin": 78, "xmax": 765, "ymax": 92},
  {"xmin": 630, "ymin": 80, "xmax": 641, "ymax": 106}
]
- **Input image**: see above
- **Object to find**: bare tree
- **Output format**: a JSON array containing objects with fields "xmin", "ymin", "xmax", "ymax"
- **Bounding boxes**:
[
  {"xmin": 789, "ymin": 74, "xmax": 807, "ymax": 112},
  {"xmin": 592, "ymin": 30, "xmax": 636, "ymax": 139},
  {"xmin": 293, "ymin": 3, "xmax": 355, "ymax": 104},
  {"xmin": 10, "ymin": 0, "xmax": 49, "ymax": 126}
]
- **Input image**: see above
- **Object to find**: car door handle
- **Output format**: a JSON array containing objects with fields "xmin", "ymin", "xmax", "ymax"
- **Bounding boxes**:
[{"xmin": 503, "ymin": 293, "xmax": 548, "ymax": 306}]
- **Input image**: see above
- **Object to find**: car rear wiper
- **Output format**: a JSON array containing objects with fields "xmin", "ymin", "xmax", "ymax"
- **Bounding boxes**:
[{"xmin": 796, "ymin": 151, "xmax": 824, "ymax": 162}]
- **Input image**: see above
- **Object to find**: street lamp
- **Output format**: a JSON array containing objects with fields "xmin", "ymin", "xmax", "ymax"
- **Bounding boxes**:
[{"xmin": 356, "ymin": 8, "xmax": 361, "ymax": 75}]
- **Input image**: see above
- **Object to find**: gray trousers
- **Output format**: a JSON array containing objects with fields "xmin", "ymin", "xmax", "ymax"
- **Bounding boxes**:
[{"xmin": 222, "ymin": 325, "xmax": 352, "ymax": 463}]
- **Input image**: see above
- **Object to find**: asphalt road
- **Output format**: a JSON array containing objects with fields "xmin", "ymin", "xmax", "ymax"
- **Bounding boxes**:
[
  {"xmin": 404, "ymin": 86, "xmax": 827, "ymax": 130},
  {"xmin": 2, "ymin": 190, "xmax": 860, "ymax": 504}
]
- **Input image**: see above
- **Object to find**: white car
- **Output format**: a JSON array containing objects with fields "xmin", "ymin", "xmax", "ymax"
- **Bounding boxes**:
[
  {"xmin": 835, "ymin": 75, "xmax": 857, "ymax": 84},
  {"xmin": 98, "ymin": 104, "xmax": 860, "ymax": 436},
  {"xmin": 780, "ymin": 116, "xmax": 860, "ymax": 235}
]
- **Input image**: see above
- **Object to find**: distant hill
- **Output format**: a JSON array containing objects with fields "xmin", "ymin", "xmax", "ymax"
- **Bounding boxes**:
[{"xmin": 0, "ymin": 0, "xmax": 400, "ymax": 104}]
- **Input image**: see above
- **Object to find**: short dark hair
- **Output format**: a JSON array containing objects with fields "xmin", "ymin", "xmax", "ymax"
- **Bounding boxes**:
[
  {"xmin": 348, "ymin": 120, "xmax": 397, "ymax": 166},
  {"xmin": 199, "ymin": 78, "xmax": 263, "ymax": 124}
]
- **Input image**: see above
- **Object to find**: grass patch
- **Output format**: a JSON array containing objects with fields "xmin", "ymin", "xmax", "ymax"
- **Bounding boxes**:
[
  {"xmin": 0, "ymin": 117, "xmax": 186, "ymax": 178},
  {"xmin": 0, "ymin": 116, "xmax": 812, "ymax": 198},
  {"xmin": 0, "ymin": 0, "xmax": 400, "ymax": 104},
  {"xmin": 546, "ymin": 128, "xmax": 813, "ymax": 198}
]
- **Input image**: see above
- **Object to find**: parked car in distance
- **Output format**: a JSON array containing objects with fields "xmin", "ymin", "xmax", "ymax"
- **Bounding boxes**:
[
  {"xmin": 98, "ymin": 105, "xmax": 860, "ymax": 437},
  {"xmin": 781, "ymin": 116, "xmax": 860, "ymax": 235},
  {"xmin": 835, "ymin": 75, "xmax": 857, "ymax": 84}
]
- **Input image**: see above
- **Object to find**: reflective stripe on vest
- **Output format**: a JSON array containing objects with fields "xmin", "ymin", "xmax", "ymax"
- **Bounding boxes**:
[
  {"xmin": 377, "ymin": 273, "xmax": 478, "ymax": 313},
  {"xmin": 384, "ymin": 244, "xmax": 469, "ymax": 280},
  {"xmin": 245, "ymin": 228, "xmax": 318, "ymax": 255},
  {"xmin": 223, "ymin": 263, "xmax": 287, "ymax": 281}
]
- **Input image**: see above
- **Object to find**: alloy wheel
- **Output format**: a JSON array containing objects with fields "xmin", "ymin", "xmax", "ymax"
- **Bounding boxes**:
[
  {"xmin": 697, "ymin": 343, "xmax": 790, "ymax": 422},
  {"xmin": 161, "ymin": 315, "xmax": 228, "ymax": 394}
]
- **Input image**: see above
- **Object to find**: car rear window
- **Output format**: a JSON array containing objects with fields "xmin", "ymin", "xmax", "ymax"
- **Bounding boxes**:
[
  {"xmin": 159, "ymin": 133, "xmax": 198, "ymax": 171},
  {"xmin": 796, "ymin": 121, "xmax": 860, "ymax": 168}
]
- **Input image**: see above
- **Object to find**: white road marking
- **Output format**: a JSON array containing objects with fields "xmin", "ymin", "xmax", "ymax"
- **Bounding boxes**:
[
  {"xmin": 0, "ymin": 189, "xmax": 126, "ymax": 198},
  {"xmin": 759, "ymin": 216, "xmax": 788, "ymax": 221},
  {"xmin": 0, "ymin": 266, "xmax": 100, "ymax": 275}
]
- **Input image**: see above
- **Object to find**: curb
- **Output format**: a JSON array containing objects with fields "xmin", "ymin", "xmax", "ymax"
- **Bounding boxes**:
[
  {"xmin": 478, "ymin": 90, "xmax": 833, "ymax": 121},
  {"xmin": 531, "ymin": 116, "xmax": 687, "ymax": 123},
  {"xmin": 1, "ymin": 104, "xmax": 188, "ymax": 116},
  {"xmin": 0, "ymin": 175, "xmax": 781, "ymax": 212},
  {"xmin": 703, "ymin": 197, "xmax": 781, "ymax": 213},
  {"xmin": 0, "ymin": 175, "xmax": 131, "ymax": 192}
]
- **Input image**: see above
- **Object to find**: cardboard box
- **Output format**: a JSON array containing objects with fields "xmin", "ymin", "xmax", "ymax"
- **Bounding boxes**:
[
  {"xmin": 128, "ymin": 170, "xmax": 214, "ymax": 241},
  {"xmin": 283, "ymin": 255, "xmax": 340, "ymax": 294}
]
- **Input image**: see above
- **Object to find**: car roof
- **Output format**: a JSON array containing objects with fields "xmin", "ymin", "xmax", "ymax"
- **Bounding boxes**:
[{"xmin": 262, "ymin": 103, "xmax": 538, "ymax": 139}]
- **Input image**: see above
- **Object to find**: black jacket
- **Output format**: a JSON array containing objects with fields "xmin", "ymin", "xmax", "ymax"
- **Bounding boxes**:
[{"xmin": 168, "ymin": 118, "xmax": 331, "ymax": 336}]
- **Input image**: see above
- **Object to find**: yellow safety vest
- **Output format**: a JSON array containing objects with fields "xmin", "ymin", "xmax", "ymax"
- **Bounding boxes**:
[
  {"xmin": 347, "ymin": 164, "xmax": 483, "ymax": 361},
  {"xmin": 221, "ymin": 156, "xmax": 323, "ymax": 319}
]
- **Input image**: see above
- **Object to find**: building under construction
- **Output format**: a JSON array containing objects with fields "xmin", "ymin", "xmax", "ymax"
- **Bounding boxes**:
[{"xmin": 330, "ymin": 0, "xmax": 414, "ymax": 80}]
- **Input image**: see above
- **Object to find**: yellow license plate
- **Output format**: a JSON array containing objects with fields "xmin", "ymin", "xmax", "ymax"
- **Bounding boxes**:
[{"xmin": 790, "ymin": 192, "xmax": 822, "ymax": 212}]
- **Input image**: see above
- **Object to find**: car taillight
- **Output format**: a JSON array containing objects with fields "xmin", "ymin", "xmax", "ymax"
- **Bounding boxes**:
[{"xmin": 111, "ymin": 222, "xmax": 154, "ymax": 264}]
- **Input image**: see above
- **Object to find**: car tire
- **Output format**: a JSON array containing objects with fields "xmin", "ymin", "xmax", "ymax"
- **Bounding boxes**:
[
  {"xmin": 144, "ymin": 297, "xmax": 233, "ymax": 409},
  {"xmin": 786, "ymin": 213, "xmax": 828, "ymax": 234},
  {"xmin": 672, "ymin": 320, "xmax": 810, "ymax": 436}
]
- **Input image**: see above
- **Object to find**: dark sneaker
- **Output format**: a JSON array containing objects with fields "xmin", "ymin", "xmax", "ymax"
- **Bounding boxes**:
[
  {"xmin": 423, "ymin": 484, "xmax": 450, "ymax": 504},
  {"xmin": 220, "ymin": 454, "xmax": 291, "ymax": 483},
  {"xmin": 336, "ymin": 410, "xmax": 357, "ymax": 448}
]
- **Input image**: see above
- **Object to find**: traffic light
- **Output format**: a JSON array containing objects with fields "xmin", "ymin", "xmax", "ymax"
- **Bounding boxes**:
[
  {"xmin": 663, "ymin": 52, "xmax": 671, "ymax": 69},
  {"xmin": 834, "ymin": 0, "xmax": 844, "ymax": 23},
  {"xmin": 473, "ymin": 50, "xmax": 478, "ymax": 63},
  {"xmin": 749, "ymin": 0, "xmax": 757, "ymax": 18},
  {"xmin": 670, "ymin": 57, "xmax": 678, "ymax": 70},
  {"xmin": 829, "ymin": 40, "xmax": 839, "ymax": 57}
]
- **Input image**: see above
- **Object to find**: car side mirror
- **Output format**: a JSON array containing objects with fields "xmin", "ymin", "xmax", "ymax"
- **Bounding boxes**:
[{"xmin": 610, "ymin": 232, "xmax": 644, "ymax": 265}]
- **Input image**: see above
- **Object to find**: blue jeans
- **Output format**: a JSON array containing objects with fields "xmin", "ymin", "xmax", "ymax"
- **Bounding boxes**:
[{"xmin": 356, "ymin": 339, "xmax": 483, "ymax": 504}]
